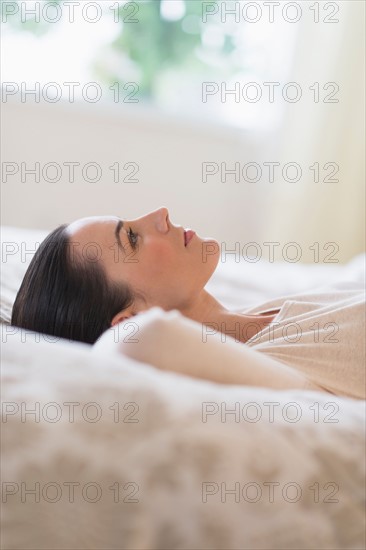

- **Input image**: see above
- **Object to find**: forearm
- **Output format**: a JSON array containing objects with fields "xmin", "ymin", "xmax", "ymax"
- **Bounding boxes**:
[{"xmin": 107, "ymin": 308, "xmax": 322, "ymax": 392}]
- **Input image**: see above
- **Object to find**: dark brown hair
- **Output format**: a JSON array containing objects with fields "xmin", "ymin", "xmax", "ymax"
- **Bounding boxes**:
[{"xmin": 11, "ymin": 224, "xmax": 135, "ymax": 344}]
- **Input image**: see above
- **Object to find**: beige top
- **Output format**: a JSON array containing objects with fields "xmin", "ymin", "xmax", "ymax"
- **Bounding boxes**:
[{"xmin": 243, "ymin": 281, "xmax": 366, "ymax": 399}]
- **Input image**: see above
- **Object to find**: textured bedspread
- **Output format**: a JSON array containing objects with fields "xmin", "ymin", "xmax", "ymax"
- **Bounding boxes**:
[
  {"xmin": 1, "ymin": 226, "xmax": 365, "ymax": 549},
  {"xmin": 2, "ymin": 332, "xmax": 365, "ymax": 549}
]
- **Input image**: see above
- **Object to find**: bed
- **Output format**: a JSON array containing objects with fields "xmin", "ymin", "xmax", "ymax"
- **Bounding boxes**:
[{"xmin": 1, "ymin": 225, "xmax": 365, "ymax": 549}]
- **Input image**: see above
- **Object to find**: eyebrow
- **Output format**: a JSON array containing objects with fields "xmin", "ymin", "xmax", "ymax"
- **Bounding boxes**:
[{"xmin": 114, "ymin": 220, "xmax": 125, "ymax": 255}]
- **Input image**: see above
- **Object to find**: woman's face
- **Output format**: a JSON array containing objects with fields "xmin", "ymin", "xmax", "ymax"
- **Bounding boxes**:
[{"xmin": 66, "ymin": 207, "xmax": 220, "ymax": 317}]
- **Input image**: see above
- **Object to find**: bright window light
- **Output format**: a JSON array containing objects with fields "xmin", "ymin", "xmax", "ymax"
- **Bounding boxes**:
[{"xmin": 1, "ymin": 0, "xmax": 299, "ymax": 131}]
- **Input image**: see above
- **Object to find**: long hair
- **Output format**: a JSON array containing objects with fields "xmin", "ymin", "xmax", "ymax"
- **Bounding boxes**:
[{"xmin": 11, "ymin": 224, "xmax": 135, "ymax": 344}]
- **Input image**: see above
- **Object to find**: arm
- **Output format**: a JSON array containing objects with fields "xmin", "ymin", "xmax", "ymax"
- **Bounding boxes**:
[{"xmin": 94, "ymin": 307, "xmax": 329, "ymax": 393}]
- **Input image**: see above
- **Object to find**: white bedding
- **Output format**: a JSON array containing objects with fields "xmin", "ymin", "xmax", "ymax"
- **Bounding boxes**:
[{"xmin": 1, "ymin": 225, "xmax": 365, "ymax": 549}]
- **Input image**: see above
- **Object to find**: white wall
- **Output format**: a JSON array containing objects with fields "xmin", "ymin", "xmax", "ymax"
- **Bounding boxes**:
[{"xmin": 1, "ymin": 96, "xmax": 279, "ymax": 250}]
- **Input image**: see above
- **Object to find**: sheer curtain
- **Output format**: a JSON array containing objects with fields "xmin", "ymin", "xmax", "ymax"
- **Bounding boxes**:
[{"xmin": 268, "ymin": 0, "xmax": 365, "ymax": 263}]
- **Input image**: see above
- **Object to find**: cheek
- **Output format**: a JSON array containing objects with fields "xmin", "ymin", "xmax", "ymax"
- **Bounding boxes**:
[{"xmin": 142, "ymin": 242, "xmax": 177, "ymax": 278}]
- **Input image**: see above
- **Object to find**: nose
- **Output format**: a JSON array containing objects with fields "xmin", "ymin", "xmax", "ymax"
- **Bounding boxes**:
[
  {"xmin": 153, "ymin": 206, "xmax": 170, "ymax": 233},
  {"xmin": 135, "ymin": 206, "xmax": 169, "ymax": 233}
]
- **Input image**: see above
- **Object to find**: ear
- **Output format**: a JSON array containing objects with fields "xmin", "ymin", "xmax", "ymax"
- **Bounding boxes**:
[{"xmin": 110, "ymin": 309, "xmax": 135, "ymax": 327}]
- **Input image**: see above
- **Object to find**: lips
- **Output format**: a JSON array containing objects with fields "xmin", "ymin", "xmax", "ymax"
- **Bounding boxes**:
[{"xmin": 184, "ymin": 229, "xmax": 196, "ymax": 246}]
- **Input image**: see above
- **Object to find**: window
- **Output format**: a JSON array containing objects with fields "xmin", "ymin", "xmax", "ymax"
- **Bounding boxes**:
[{"xmin": 2, "ymin": 0, "xmax": 299, "ymax": 130}]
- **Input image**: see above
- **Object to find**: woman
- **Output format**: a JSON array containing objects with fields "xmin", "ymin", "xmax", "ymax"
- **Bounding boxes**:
[{"xmin": 11, "ymin": 207, "xmax": 365, "ymax": 399}]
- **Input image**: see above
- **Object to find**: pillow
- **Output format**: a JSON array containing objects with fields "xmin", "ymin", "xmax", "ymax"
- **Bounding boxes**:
[
  {"xmin": 93, "ymin": 307, "xmax": 327, "ymax": 393},
  {"xmin": 0, "ymin": 226, "xmax": 48, "ymax": 324}
]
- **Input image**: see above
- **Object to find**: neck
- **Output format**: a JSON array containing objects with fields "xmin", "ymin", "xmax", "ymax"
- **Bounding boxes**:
[{"xmin": 179, "ymin": 289, "xmax": 274, "ymax": 344}]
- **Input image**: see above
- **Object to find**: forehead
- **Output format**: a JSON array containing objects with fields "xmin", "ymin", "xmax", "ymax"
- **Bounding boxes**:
[
  {"xmin": 66, "ymin": 216, "xmax": 119, "ymax": 245},
  {"xmin": 67, "ymin": 215, "xmax": 118, "ymax": 234}
]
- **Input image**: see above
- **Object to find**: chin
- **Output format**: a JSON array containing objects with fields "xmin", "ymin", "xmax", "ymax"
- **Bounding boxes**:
[
  {"xmin": 201, "ymin": 239, "xmax": 220, "ymax": 279},
  {"xmin": 200, "ymin": 238, "xmax": 220, "ymax": 263}
]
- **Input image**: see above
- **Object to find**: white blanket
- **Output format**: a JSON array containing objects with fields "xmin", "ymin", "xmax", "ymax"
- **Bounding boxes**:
[{"xmin": 1, "ymin": 226, "xmax": 365, "ymax": 549}]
